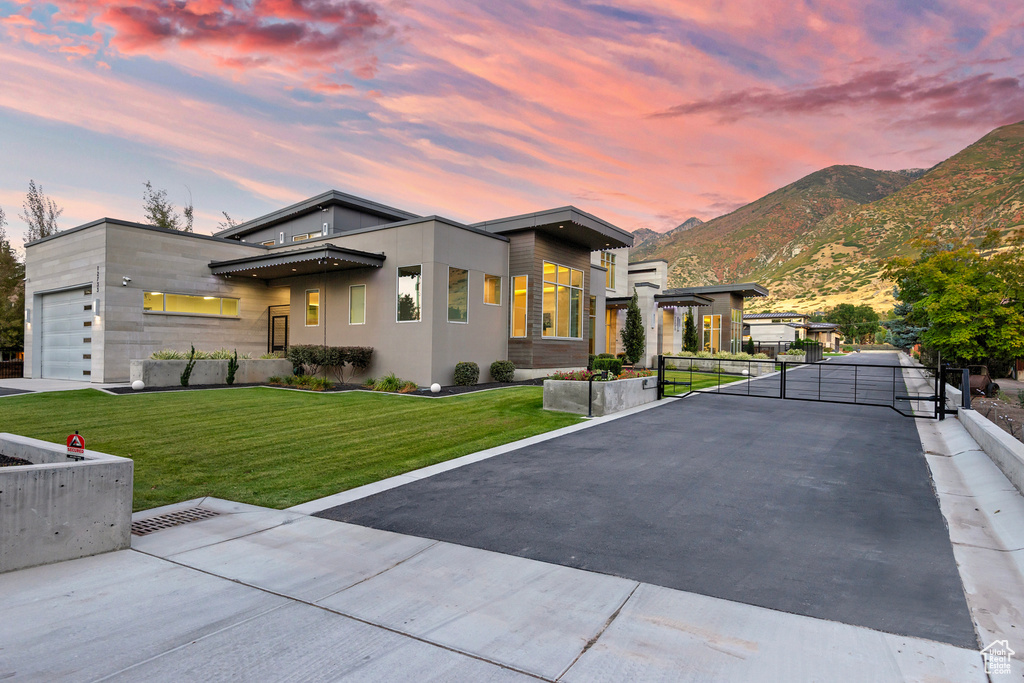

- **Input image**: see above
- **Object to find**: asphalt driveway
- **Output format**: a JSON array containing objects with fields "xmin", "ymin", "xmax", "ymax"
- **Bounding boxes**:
[{"xmin": 317, "ymin": 354, "xmax": 977, "ymax": 648}]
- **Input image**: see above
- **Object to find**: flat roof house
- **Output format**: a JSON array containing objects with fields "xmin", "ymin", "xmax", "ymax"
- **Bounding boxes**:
[{"xmin": 23, "ymin": 190, "xmax": 632, "ymax": 385}]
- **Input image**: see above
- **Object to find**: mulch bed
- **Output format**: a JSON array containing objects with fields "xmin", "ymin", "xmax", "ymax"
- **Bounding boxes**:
[
  {"xmin": 106, "ymin": 382, "xmax": 266, "ymax": 395},
  {"xmin": 0, "ymin": 454, "xmax": 34, "ymax": 467},
  {"xmin": 408, "ymin": 378, "xmax": 546, "ymax": 396},
  {"xmin": 972, "ymin": 395, "xmax": 1024, "ymax": 444}
]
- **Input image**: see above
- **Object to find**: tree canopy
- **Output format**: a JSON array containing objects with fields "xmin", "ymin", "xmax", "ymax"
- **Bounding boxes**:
[
  {"xmin": 143, "ymin": 181, "xmax": 194, "ymax": 232},
  {"xmin": 20, "ymin": 180, "xmax": 63, "ymax": 242},
  {"xmin": 0, "ymin": 208, "xmax": 25, "ymax": 359},
  {"xmin": 883, "ymin": 232, "xmax": 1024, "ymax": 364},
  {"xmin": 829, "ymin": 303, "xmax": 881, "ymax": 344}
]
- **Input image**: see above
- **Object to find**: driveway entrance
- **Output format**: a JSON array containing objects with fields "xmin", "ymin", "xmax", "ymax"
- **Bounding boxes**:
[{"xmin": 317, "ymin": 353, "xmax": 976, "ymax": 649}]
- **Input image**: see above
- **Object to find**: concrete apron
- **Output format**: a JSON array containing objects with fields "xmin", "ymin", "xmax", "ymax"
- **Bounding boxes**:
[
  {"xmin": 0, "ymin": 496, "xmax": 987, "ymax": 682},
  {"xmin": 901, "ymin": 359, "xmax": 1024, "ymax": 679}
]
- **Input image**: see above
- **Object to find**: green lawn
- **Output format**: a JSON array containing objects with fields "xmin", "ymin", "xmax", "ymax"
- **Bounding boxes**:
[
  {"xmin": 0, "ymin": 387, "xmax": 582, "ymax": 511},
  {"xmin": 661, "ymin": 370, "xmax": 746, "ymax": 397}
]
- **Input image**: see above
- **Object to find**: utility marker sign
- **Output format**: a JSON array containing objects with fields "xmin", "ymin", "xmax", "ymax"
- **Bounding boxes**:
[{"xmin": 66, "ymin": 432, "xmax": 85, "ymax": 460}]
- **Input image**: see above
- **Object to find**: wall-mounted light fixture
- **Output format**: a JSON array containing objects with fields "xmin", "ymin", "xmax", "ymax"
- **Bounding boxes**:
[{"xmin": 122, "ymin": 276, "xmax": 131, "ymax": 287}]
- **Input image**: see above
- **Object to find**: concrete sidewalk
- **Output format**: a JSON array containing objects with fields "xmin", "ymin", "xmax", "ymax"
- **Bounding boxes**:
[{"xmin": 0, "ymin": 497, "xmax": 986, "ymax": 681}]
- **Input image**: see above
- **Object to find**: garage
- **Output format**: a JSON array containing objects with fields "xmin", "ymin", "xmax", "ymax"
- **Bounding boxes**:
[{"xmin": 41, "ymin": 286, "xmax": 94, "ymax": 380}]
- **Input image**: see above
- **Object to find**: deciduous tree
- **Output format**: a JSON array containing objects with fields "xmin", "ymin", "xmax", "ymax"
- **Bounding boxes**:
[
  {"xmin": 143, "ymin": 181, "xmax": 193, "ymax": 232},
  {"xmin": 19, "ymin": 180, "xmax": 63, "ymax": 242}
]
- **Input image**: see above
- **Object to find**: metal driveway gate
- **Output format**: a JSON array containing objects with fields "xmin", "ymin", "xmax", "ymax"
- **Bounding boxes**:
[{"xmin": 657, "ymin": 355, "xmax": 950, "ymax": 419}]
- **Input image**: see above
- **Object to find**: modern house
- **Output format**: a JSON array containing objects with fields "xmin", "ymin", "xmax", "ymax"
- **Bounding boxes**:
[
  {"xmin": 23, "ymin": 189, "xmax": 767, "ymax": 385},
  {"xmin": 744, "ymin": 312, "xmax": 840, "ymax": 350},
  {"xmin": 594, "ymin": 256, "xmax": 767, "ymax": 362}
]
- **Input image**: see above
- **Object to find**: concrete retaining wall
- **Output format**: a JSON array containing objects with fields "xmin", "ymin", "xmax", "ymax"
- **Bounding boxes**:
[
  {"xmin": 666, "ymin": 359, "xmax": 770, "ymax": 377},
  {"xmin": 0, "ymin": 433, "xmax": 133, "ymax": 573},
  {"xmin": 543, "ymin": 376, "xmax": 658, "ymax": 416},
  {"xmin": 130, "ymin": 359, "xmax": 294, "ymax": 387},
  {"xmin": 946, "ymin": 385, "xmax": 1024, "ymax": 497}
]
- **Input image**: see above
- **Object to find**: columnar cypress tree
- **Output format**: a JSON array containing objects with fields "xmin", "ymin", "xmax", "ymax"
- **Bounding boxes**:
[
  {"xmin": 621, "ymin": 288, "xmax": 646, "ymax": 365},
  {"xmin": 683, "ymin": 310, "xmax": 698, "ymax": 353}
]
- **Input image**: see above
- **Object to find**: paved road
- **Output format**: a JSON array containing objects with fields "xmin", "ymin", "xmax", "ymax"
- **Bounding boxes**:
[{"xmin": 318, "ymin": 353, "xmax": 976, "ymax": 648}]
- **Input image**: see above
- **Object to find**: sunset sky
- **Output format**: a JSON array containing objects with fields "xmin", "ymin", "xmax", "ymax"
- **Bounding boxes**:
[{"xmin": 1, "ymin": 0, "xmax": 1023, "ymax": 247}]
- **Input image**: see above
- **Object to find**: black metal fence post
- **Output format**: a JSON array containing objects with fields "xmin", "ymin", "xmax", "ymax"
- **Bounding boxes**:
[
  {"xmin": 938, "ymin": 365, "xmax": 947, "ymax": 420},
  {"xmin": 780, "ymin": 361, "xmax": 787, "ymax": 399},
  {"xmin": 657, "ymin": 355, "xmax": 665, "ymax": 400},
  {"xmin": 961, "ymin": 368, "xmax": 971, "ymax": 410}
]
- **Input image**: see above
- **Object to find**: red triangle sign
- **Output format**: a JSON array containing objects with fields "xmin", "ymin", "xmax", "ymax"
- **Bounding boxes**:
[{"xmin": 67, "ymin": 433, "xmax": 85, "ymax": 452}]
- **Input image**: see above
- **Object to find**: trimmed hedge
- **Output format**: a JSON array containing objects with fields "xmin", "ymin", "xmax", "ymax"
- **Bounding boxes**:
[
  {"xmin": 454, "ymin": 361, "xmax": 480, "ymax": 386},
  {"xmin": 286, "ymin": 345, "xmax": 374, "ymax": 379},
  {"xmin": 490, "ymin": 360, "xmax": 515, "ymax": 383},
  {"xmin": 592, "ymin": 357, "xmax": 623, "ymax": 376}
]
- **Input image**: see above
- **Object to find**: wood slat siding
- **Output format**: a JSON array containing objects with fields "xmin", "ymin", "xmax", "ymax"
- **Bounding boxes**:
[{"xmin": 507, "ymin": 230, "xmax": 591, "ymax": 369}]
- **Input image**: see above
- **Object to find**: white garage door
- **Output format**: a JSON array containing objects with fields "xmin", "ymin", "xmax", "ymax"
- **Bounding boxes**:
[{"xmin": 41, "ymin": 287, "xmax": 94, "ymax": 380}]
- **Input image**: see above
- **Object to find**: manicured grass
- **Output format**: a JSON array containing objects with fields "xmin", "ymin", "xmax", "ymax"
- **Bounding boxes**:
[
  {"xmin": 0, "ymin": 387, "xmax": 582, "ymax": 511},
  {"xmin": 662, "ymin": 370, "xmax": 745, "ymax": 396},
  {"xmin": 824, "ymin": 352, "xmax": 849, "ymax": 357}
]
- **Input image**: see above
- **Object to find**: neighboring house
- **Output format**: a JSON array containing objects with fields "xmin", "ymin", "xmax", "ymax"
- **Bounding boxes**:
[
  {"xmin": 592, "ymin": 257, "xmax": 767, "ymax": 363},
  {"xmin": 23, "ymin": 190, "xmax": 632, "ymax": 385},
  {"xmin": 743, "ymin": 312, "xmax": 840, "ymax": 350}
]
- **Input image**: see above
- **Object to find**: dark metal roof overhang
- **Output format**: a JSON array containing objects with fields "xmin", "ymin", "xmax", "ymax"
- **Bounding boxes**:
[
  {"xmin": 209, "ymin": 244, "xmax": 385, "ymax": 280},
  {"xmin": 664, "ymin": 283, "xmax": 769, "ymax": 298},
  {"xmin": 473, "ymin": 206, "xmax": 633, "ymax": 250},
  {"xmin": 606, "ymin": 292, "xmax": 713, "ymax": 308}
]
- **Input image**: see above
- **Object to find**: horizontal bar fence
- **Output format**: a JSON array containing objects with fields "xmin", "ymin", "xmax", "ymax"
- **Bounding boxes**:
[
  {"xmin": 0, "ymin": 360, "xmax": 23, "ymax": 380},
  {"xmin": 657, "ymin": 355, "xmax": 947, "ymax": 419}
]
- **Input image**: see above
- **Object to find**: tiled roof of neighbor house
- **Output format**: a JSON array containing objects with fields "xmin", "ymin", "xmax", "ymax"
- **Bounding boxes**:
[
  {"xmin": 806, "ymin": 322, "xmax": 839, "ymax": 330},
  {"xmin": 744, "ymin": 312, "xmax": 806, "ymax": 320}
]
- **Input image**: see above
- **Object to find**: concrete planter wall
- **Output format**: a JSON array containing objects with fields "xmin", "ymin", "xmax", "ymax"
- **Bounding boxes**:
[
  {"xmin": 130, "ymin": 359, "xmax": 294, "ymax": 387},
  {"xmin": 543, "ymin": 376, "xmax": 659, "ymax": 416},
  {"xmin": 668, "ymin": 359, "xmax": 770, "ymax": 377},
  {"xmin": 946, "ymin": 385, "xmax": 1024, "ymax": 497},
  {"xmin": 779, "ymin": 354, "xmax": 807, "ymax": 364},
  {"xmin": 0, "ymin": 433, "xmax": 133, "ymax": 574}
]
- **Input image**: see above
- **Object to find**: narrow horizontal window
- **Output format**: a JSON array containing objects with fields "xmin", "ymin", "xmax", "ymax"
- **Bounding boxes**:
[{"xmin": 143, "ymin": 291, "xmax": 240, "ymax": 317}]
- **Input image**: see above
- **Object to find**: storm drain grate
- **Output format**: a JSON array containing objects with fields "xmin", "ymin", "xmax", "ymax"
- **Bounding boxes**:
[{"xmin": 131, "ymin": 507, "xmax": 222, "ymax": 536}]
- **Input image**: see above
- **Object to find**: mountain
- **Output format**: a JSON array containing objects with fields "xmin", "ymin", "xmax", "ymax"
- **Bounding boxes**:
[
  {"xmin": 674, "ymin": 217, "xmax": 703, "ymax": 232},
  {"xmin": 632, "ymin": 121, "xmax": 1024, "ymax": 313},
  {"xmin": 630, "ymin": 227, "xmax": 660, "ymax": 248}
]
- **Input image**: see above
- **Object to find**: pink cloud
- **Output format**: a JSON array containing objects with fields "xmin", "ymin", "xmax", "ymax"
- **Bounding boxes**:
[
  {"xmin": 6, "ymin": 0, "xmax": 395, "ymax": 90},
  {"xmin": 649, "ymin": 70, "xmax": 1024, "ymax": 128}
]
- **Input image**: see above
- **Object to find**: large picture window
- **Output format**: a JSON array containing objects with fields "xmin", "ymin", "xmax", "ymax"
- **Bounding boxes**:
[
  {"xmin": 448, "ymin": 267, "xmax": 468, "ymax": 323},
  {"xmin": 144, "ymin": 292, "xmax": 239, "ymax": 317},
  {"xmin": 350, "ymin": 285, "xmax": 365, "ymax": 325},
  {"xmin": 731, "ymin": 308, "xmax": 742, "ymax": 353},
  {"xmin": 542, "ymin": 261, "xmax": 583, "ymax": 338},
  {"xmin": 484, "ymin": 274, "xmax": 501, "ymax": 305},
  {"xmin": 511, "ymin": 276, "xmax": 528, "ymax": 337},
  {"xmin": 305, "ymin": 289, "xmax": 319, "ymax": 326},
  {"xmin": 397, "ymin": 265, "xmax": 422, "ymax": 322},
  {"xmin": 601, "ymin": 252, "xmax": 615, "ymax": 289}
]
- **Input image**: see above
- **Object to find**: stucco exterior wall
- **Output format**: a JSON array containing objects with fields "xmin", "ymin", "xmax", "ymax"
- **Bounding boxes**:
[{"xmin": 285, "ymin": 219, "xmax": 508, "ymax": 386}]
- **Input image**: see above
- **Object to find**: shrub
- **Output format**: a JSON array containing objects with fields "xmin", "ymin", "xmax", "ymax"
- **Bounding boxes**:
[
  {"xmin": 180, "ymin": 345, "xmax": 197, "ymax": 386},
  {"xmin": 151, "ymin": 349, "xmax": 185, "ymax": 360},
  {"xmin": 260, "ymin": 351, "xmax": 284, "ymax": 359},
  {"xmin": 785, "ymin": 348, "xmax": 804, "ymax": 355},
  {"xmin": 616, "ymin": 352, "xmax": 627, "ymax": 361},
  {"xmin": 373, "ymin": 372, "xmax": 402, "ymax": 392},
  {"xmin": 618, "ymin": 368, "xmax": 655, "ymax": 379},
  {"xmin": 620, "ymin": 288, "xmax": 646, "ymax": 364},
  {"xmin": 226, "ymin": 350, "xmax": 239, "ymax": 385},
  {"xmin": 490, "ymin": 360, "xmax": 515, "ymax": 383},
  {"xmin": 587, "ymin": 354, "xmax": 596, "ymax": 370},
  {"xmin": 745, "ymin": 338, "xmax": 755, "ymax": 354},
  {"xmin": 286, "ymin": 345, "xmax": 374, "ymax": 381},
  {"xmin": 593, "ymin": 357, "xmax": 623, "ymax": 376},
  {"xmin": 283, "ymin": 375, "xmax": 299, "ymax": 386},
  {"xmin": 454, "ymin": 361, "xmax": 479, "ymax": 386},
  {"xmin": 308, "ymin": 377, "xmax": 334, "ymax": 391},
  {"xmin": 267, "ymin": 376, "xmax": 282, "ymax": 385},
  {"xmin": 548, "ymin": 370, "xmax": 595, "ymax": 381},
  {"xmin": 597, "ymin": 353, "xmax": 616, "ymax": 359},
  {"xmin": 752, "ymin": 353, "xmax": 769, "ymax": 359},
  {"xmin": 362, "ymin": 377, "xmax": 376, "ymax": 387},
  {"xmin": 398, "ymin": 381, "xmax": 419, "ymax": 393}
]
